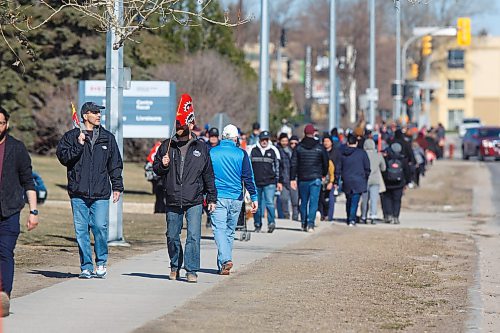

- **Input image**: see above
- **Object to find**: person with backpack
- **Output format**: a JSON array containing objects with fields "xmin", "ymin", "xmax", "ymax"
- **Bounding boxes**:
[
  {"xmin": 334, "ymin": 134, "xmax": 370, "ymax": 226},
  {"xmin": 382, "ymin": 142, "xmax": 411, "ymax": 224}
]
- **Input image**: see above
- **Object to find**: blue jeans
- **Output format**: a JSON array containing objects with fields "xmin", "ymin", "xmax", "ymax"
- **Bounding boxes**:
[
  {"xmin": 254, "ymin": 184, "xmax": 276, "ymax": 228},
  {"xmin": 298, "ymin": 178, "xmax": 322, "ymax": 227},
  {"xmin": 328, "ymin": 189, "xmax": 336, "ymax": 221},
  {"xmin": 71, "ymin": 198, "xmax": 109, "ymax": 272},
  {"xmin": 166, "ymin": 204, "xmax": 202, "ymax": 275},
  {"xmin": 0, "ymin": 213, "xmax": 20, "ymax": 296},
  {"xmin": 345, "ymin": 193, "xmax": 362, "ymax": 224},
  {"xmin": 210, "ymin": 198, "xmax": 243, "ymax": 271}
]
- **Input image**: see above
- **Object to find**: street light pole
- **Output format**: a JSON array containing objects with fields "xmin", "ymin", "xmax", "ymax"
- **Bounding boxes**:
[
  {"xmin": 258, "ymin": 0, "xmax": 270, "ymax": 131},
  {"xmin": 393, "ymin": 0, "xmax": 402, "ymax": 122},
  {"xmin": 368, "ymin": 0, "xmax": 376, "ymax": 127},
  {"xmin": 329, "ymin": 0, "xmax": 337, "ymax": 130},
  {"xmin": 105, "ymin": 0, "xmax": 126, "ymax": 245}
]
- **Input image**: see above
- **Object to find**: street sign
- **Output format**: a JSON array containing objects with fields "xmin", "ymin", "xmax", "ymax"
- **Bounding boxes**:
[
  {"xmin": 366, "ymin": 88, "xmax": 379, "ymax": 101},
  {"xmin": 412, "ymin": 27, "xmax": 457, "ymax": 37},
  {"xmin": 79, "ymin": 80, "xmax": 176, "ymax": 138}
]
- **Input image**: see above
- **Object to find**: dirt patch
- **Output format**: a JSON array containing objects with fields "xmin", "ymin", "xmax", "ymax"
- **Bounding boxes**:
[
  {"xmin": 137, "ymin": 227, "xmax": 475, "ymax": 332},
  {"xmin": 403, "ymin": 160, "xmax": 475, "ymax": 212}
]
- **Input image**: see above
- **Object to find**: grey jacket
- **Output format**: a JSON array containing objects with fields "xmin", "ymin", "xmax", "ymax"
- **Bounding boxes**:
[{"xmin": 363, "ymin": 139, "xmax": 386, "ymax": 186}]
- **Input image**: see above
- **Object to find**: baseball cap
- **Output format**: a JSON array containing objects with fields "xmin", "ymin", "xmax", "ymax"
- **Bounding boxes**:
[
  {"xmin": 80, "ymin": 102, "xmax": 105, "ymax": 118},
  {"xmin": 252, "ymin": 122, "xmax": 260, "ymax": 130},
  {"xmin": 259, "ymin": 130, "xmax": 271, "ymax": 140},
  {"xmin": 208, "ymin": 127, "xmax": 219, "ymax": 137},
  {"xmin": 304, "ymin": 124, "xmax": 316, "ymax": 135},
  {"xmin": 222, "ymin": 124, "xmax": 239, "ymax": 139}
]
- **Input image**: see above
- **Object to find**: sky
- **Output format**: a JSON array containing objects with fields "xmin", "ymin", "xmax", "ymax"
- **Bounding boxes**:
[{"xmin": 220, "ymin": 0, "xmax": 500, "ymax": 36}]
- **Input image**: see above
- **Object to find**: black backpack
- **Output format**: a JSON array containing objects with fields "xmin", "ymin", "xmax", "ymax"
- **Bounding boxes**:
[{"xmin": 386, "ymin": 158, "xmax": 404, "ymax": 183}]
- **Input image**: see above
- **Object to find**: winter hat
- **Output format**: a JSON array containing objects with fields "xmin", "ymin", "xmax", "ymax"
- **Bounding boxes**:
[
  {"xmin": 208, "ymin": 127, "xmax": 219, "ymax": 137},
  {"xmin": 304, "ymin": 124, "xmax": 316, "ymax": 135},
  {"xmin": 175, "ymin": 94, "xmax": 195, "ymax": 128},
  {"xmin": 259, "ymin": 130, "xmax": 271, "ymax": 140},
  {"xmin": 222, "ymin": 124, "xmax": 239, "ymax": 139}
]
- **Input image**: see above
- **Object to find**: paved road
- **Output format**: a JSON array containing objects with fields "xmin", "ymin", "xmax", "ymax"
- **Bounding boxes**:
[{"xmin": 487, "ymin": 162, "xmax": 500, "ymax": 224}]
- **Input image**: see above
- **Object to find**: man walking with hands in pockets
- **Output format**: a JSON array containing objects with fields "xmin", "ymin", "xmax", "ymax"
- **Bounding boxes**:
[{"xmin": 209, "ymin": 124, "xmax": 258, "ymax": 275}]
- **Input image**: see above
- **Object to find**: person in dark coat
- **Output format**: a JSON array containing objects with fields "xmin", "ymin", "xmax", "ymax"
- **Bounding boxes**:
[
  {"xmin": 291, "ymin": 124, "xmax": 329, "ymax": 232},
  {"xmin": 0, "ymin": 107, "xmax": 38, "ymax": 316},
  {"xmin": 334, "ymin": 134, "xmax": 371, "ymax": 226},
  {"xmin": 276, "ymin": 133, "xmax": 292, "ymax": 219},
  {"xmin": 389, "ymin": 129, "xmax": 416, "ymax": 166},
  {"xmin": 381, "ymin": 142, "xmax": 411, "ymax": 224}
]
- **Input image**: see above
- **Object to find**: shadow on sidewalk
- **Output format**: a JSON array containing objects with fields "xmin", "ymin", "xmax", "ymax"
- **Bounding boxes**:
[
  {"xmin": 198, "ymin": 268, "xmax": 219, "ymax": 275},
  {"xmin": 275, "ymin": 227, "xmax": 304, "ymax": 232},
  {"xmin": 122, "ymin": 272, "xmax": 169, "ymax": 279},
  {"xmin": 28, "ymin": 270, "xmax": 79, "ymax": 279}
]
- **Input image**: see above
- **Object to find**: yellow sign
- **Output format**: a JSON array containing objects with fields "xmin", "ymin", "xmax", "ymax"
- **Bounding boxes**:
[
  {"xmin": 457, "ymin": 17, "xmax": 471, "ymax": 46},
  {"xmin": 422, "ymin": 35, "xmax": 432, "ymax": 56}
]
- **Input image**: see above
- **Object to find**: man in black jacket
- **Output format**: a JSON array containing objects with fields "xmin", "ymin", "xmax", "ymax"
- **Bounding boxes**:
[
  {"xmin": 57, "ymin": 102, "xmax": 123, "ymax": 280},
  {"xmin": 250, "ymin": 130, "xmax": 282, "ymax": 233},
  {"xmin": 153, "ymin": 118, "xmax": 217, "ymax": 283},
  {"xmin": 276, "ymin": 133, "xmax": 292, "ymax": 219},
  {"xmin": 291, "ymin": 124, "xmax": 329, "ymax": 232},
  {"xmin": 0, "ymin": 108, "xmax": 38, "ymax": 316}
]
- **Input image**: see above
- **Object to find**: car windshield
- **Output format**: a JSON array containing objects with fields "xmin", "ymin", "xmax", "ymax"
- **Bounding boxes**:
[
  {"xmin": 463, "ymin": 119, "xmax": 480, "ymax": 124},
  {"xmin": 479, "ymin": 128, "xmax": 500, "ymax": 138}
]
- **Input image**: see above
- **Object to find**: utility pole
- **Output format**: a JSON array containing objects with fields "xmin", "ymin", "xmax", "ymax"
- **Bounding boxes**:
[
  {"xmin": 105, "ymin": 0, "xmax": 127, "ymax": 245},
  {"xmin": 329, "ymin": 0, "xmax": 337, "ymax": 130},
  {"xmin": 258, "ymin": 0, "xmax": 270, "ymax": 131},
  {"xmin": 368, "ymin": 0, "xmax": 376, "ymax": 127},
  {"xmin": 393, "ymin": 0, "xmax": 402, "ymax": 122}
]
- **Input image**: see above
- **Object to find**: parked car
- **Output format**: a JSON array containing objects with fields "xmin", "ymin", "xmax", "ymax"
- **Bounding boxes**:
[
  {"xmin": 462, "ymin": 126, "xmax": 500, "ymax": 161},
  {"xmin": 458, "ymin": 118, "xmax": 482, "ymax": 137}
]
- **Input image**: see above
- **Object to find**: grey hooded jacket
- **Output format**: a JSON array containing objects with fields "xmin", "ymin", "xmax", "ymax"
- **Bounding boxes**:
[{"xmin": 363, "ymin": 139, "xmax": 386, "ymax": 186}]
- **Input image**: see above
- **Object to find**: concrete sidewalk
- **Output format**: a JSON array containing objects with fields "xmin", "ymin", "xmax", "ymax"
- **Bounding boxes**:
[{"xmin": 2, "ymin": 218, "xmax": 318, "ymax": 333}]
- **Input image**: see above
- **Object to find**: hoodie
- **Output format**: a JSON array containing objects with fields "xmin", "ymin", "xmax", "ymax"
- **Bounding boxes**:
[
  {"xmin": 363, "ymin": 139, "xmax": 386, "ymax": 186},
  {"xmin": 335, "ymin": 145, "xmax": 370, "ymax": 194}
]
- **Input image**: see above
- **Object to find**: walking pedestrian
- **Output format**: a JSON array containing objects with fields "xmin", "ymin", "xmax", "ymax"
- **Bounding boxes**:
[
  {"xmin": 210, "ymin": 124, "xmax": 258, "ymax": 275},
  {"xmin": 207, "ymin": 127, "xmax": 220, "ymax": 150},
  {"xmin": 291, "ymin": 124, "xmax": 329, "ymax": 232},
  {"xmin": 0, "ymin": 107, "xmax": 39, "ymax": 316},
  {"xmin": 276, "ymin": 133, "xmax": 292, "ymax": 219},
  {"xmin": 360, "ymin": 138, "xmax": 386, "ymax": 224},
  {"xmin": 334, "ymin": 134, "xmax": 370, "ymax": 226},
  {"xmin": 250, "ymin": 130, "xmax": 282, "ymax": 233},
  {"xmin": 56, "ymin": 102, "xmax": 124, "ymax": 279},
  {"xmin": 289, "ymin": 135, "xmax": 300, "ymax": 221},
  {"xmin": 247, "ymin": 122, "xmax": 261, "ymax": 146},
  {"xmin": 145, "ymin": 141, "xmax": 165, "ymax": 213},
  {"xmin": 153, "ymin": 97, "xmax": 217, "ymax": 283},
  {"xmin": 381, "ymin": 143, "xmax": 411, "ymax": 224},
  {"xmin": 318, "ymin": 136, "xmax": 337, "ymax": 221}
]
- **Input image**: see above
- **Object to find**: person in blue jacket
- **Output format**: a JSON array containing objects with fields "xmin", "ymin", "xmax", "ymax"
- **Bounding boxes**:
[{"xmin": 209, "ymin": 124, "xmax": 258, "ymax": 275}]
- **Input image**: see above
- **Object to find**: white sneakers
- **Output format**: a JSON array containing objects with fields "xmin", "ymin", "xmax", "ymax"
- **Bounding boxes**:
[{"xmin": 96, "ymin": 265, "xmax": 107, "ymax": 278}]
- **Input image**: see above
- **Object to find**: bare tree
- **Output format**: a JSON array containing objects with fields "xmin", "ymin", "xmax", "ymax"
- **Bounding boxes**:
[{"xmin": 151, "ymin": 50, "xmax": 258, "ymax": 130}]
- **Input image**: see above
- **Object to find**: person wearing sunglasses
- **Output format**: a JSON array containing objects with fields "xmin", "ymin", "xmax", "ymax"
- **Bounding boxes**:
[{"xmin": 57, "ymin": 102, "xmax": 124, "ymax": 280}]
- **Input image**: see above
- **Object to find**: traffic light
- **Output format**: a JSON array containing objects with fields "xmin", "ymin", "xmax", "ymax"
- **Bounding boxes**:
[
  {"xmin": 411, "ymin": 63, "xmax": 419, "ymax": 79},
  {"xmin": 286, "ymin": 59, "xmax": 292, "ymax": 79},
  {"xmin": 422, "ymin": 35, "xmax": 432, "ymax": 56},
  {"xmin": 457, "ymin": 17, "xmax": 471, "ymax": 46}
]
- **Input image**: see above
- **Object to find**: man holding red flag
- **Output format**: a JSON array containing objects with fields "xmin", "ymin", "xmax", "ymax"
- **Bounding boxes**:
[{"xmin": 153, "ymin": 94, "xmax": 217, "ymax": 283}]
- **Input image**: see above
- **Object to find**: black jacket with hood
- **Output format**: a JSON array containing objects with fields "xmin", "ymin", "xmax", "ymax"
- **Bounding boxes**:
[
  {"xmin": 291, "ymin": 137, "xmax": 329, "ymax": 181},
  {"xmin": 56, "ymin": 127, "xmax": 124, "ymax": 200},
  {"xmin": 153, "ymin": 135, "xmax": 217, "ymax": 207},
  {"xmin": 335, "ymin": 146, "xmax": 371, "ymax": 194}
]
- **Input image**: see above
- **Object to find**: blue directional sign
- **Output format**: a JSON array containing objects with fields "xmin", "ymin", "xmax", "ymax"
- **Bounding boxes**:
[{"xmin": 78, "ymin": 80, "xmax": 176, "ymax": 138}]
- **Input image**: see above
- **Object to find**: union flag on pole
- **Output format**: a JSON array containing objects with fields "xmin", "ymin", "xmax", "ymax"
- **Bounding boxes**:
[{"xmin": 175, "ymin": 94, "xmax": 195, "ymax": 128}]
